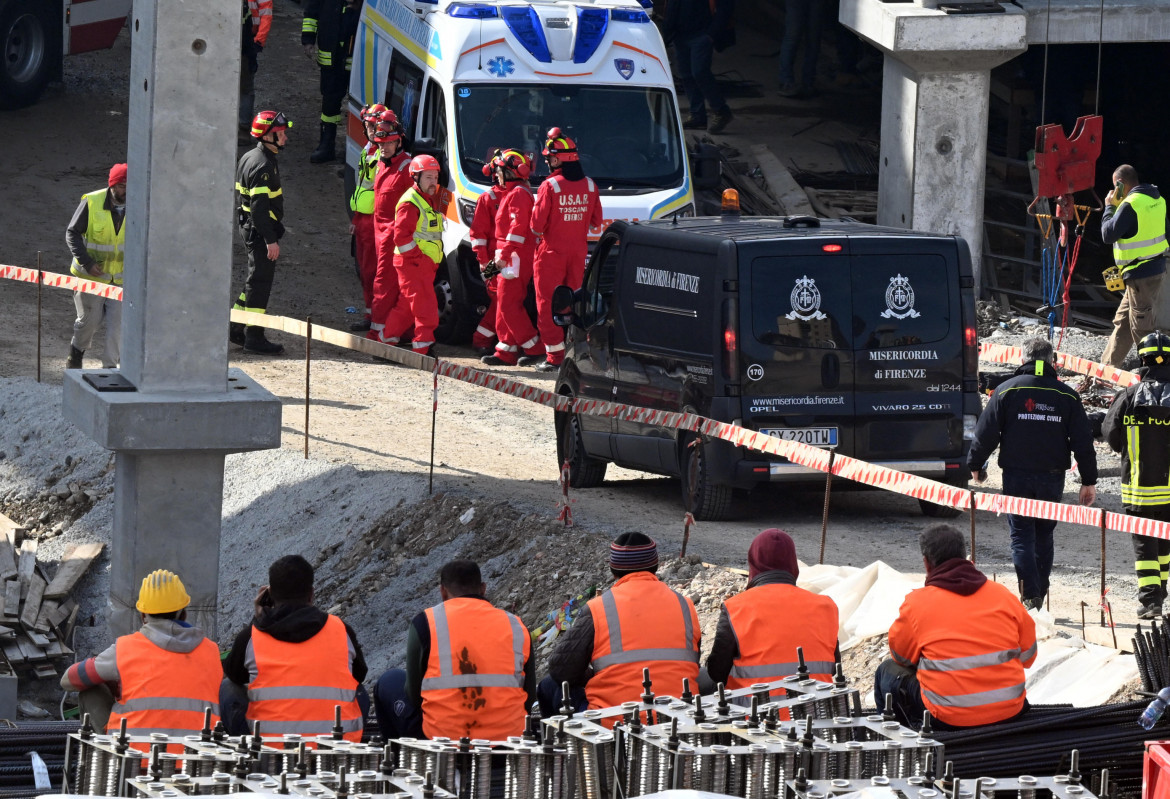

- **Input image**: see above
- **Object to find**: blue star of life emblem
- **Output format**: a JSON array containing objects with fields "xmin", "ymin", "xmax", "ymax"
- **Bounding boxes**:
[{"xmin": 487, "ymin": 56, "xmax": 515, "ymax": 77}]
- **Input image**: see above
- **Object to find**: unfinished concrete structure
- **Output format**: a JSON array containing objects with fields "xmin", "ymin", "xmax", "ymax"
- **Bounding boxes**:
[{"xmin": 61, "ymin": 0, "xmax": 281, "ymax": 638}]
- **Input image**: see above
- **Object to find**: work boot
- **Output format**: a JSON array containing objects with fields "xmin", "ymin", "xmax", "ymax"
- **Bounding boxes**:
[
  {"xmin": 229, "ymin": 322, "xmax": 246, "ymax": 346},
  {"xmin": 535, "ymin": 360, "xmax": 560, "ymax": 373},
  {"xmin": 517, "ymin": 354, "xmax": 544, "ymax": 367},
  {"xmin": 310, "ymin": 122, "xmax": 337, "ymax": 164},
  {"xmin": 481, "ymin": 354, "xmax": 513, "ymax": 366},
  {"xmin": 1139, "ymin": 604, "xmax": 1164, "ymax": 620},
  {"xmin": 243, "ymin": 327, "xmax": 284, "ymax": 355},
  {"xmin": 66, "ymin": 346, "xmax": 84, "ymax": 370},
  {"xmin": 1021, "ymin": 597, "xmax": 1043, "ymax": 612},
  {"xmin": 349, "ymin": 319, "xmax": 372, "ymax": 332},
  {"xmin": 682, "ymin": 114, "xmax": 707, "ymax": 130},
  {"xmin": 708, "ymin": 109, "xmax": 733, "ymax": 134}
]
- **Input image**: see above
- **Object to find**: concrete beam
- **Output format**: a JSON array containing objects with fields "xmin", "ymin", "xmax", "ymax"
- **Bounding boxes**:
[{"xmin": 1017, "ymin": 0, "xmax": 1170, "ymax": 45}]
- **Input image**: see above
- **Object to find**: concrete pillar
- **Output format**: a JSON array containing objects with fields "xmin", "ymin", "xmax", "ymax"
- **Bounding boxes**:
[
  {"xmin": 840, "ymin": 0, "xmax": 1027, "ymax": 293},
  {"xmin": 62, "ymin": 0, "xmax": 281, "ymax": 638}
]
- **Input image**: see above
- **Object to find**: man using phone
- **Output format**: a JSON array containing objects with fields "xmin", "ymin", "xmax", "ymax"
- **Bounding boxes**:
[{"xmin": 1101, "ymin": 164, "xmax": 1168, "ymax": 369}]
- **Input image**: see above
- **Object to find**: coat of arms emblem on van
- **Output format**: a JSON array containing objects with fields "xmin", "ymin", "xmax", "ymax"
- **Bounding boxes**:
[
  {"xmin": 880, "ymin": 274, "xmax": 921, "ymax": 319},
  {"xmin": 785, "ymin": 275, "xmax": 826, "ymax": 321}
]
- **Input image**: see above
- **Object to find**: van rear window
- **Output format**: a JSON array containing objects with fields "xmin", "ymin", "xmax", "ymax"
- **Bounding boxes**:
[
  {"xmin": 851, "ymin": 254, "xmax": 951, "ymax": 348},
  {"xmin": 750, "ymin": 256, "xmax": 851, "ymax": 349}
]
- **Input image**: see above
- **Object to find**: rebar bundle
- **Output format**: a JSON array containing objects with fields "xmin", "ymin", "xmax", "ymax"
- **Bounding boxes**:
[{"xmin": 1133, "ymin": 618, "xmax": 1170, "ymax": 693}]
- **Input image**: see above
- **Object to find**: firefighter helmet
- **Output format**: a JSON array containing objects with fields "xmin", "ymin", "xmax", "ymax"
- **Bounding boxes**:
[
  {"xmin": 542, "ymin": 127, "xmax": 578, "ymax": 161},
  {"xmin": 482, "ymin": 148, "xmax": 506, "ymax": 177},
  {"xmin": 409, "ymin": 154, "xmax": 441, "ymax": 176},
  {"xmin": 498, "ymin": 149, "xmax": 531, "ymax": 179},
  {"xmin": 371, "ymin": 111, "xmax": 402, "ymax": 143},
  {"xmin": 251, "ymin": 110, "xmax": 292, "ymax": 139},
  {"xmin": 360, "ymin": 103, "xmax": 390, "ymax": 124},
  {"xmin": 1139, "ymin": 331, "xmax": 1170, "ymax": 366}
]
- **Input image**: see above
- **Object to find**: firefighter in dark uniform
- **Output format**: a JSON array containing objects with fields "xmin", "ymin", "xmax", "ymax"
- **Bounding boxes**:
[
  {"xmin": 230, "ymin": 110, "xmax": 291, "ymax": 355},
  {"xmin": 1103, "ymin": 331, "xmax": 1170, "ymax": 619},
  {"xmin": 967, "ymin": 337, "xmax": 1097, "ymax": 611},
  {"xmin": 303, "ymin": 0, "xmax": 362, "ymax": 164}
]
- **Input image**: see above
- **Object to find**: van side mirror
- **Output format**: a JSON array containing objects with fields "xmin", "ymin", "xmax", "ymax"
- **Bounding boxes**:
[
  {"xmin": 412, "ymin": 138, "xmax": 450, "ymax": 187},
  {"xmin": 551, "ymin": 285, "xmax": 579, "ymax": 328},
  {"xmin": 690, "ymin": 142, "xmax": 720, "ymax": 192}
]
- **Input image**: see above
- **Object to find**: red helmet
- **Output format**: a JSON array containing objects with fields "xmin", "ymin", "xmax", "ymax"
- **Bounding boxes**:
[
  {"xmin": 409, "ymin": 154, "xmax": 441, "ymax": 177},
  {"xmin": 541, "ymin": 127, "xmax": 578, "ymax": 162},
  {"xmin": 251, "ymin": 110, "xmax": 292, "ymax": 139},
  {"xmin": 360, "ymin": 103, "xmax": 389, "ymax": 124},
  {"xmin": 498, "ymin": 149, "xmax": 531, "ymax": 180},
  {"xmin": 370, "ymin": 111, "xmax": 402, "ymax": 143},
  {"xmin": 482, "ymin": 148, "xmax": 506, "ymax": 177}
]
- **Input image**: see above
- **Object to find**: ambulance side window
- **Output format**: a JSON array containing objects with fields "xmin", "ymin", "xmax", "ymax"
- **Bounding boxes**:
[
  {"xmin": 421, "ymin": 79, "xmax": 448, "ymax": 155},
  {"xmin": 384, "ymin": 50, "xmax": 423, "ymax": 140}
]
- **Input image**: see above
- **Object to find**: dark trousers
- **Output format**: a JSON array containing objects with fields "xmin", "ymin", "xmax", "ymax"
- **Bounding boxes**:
[
  {"xmin": 1131, "ymin": 506, "xmax": 1170, "ymax": 608},
  {"xmin": 218, "ymin": 678, "xmax": 370, "ymax": 736},
  {"xmin": 235, "ymin": 224, "xmax": 278, "ymax": 318},
  {"xmin": 873, "ymin": 660, "xmax": 1025, "ymax": 731},
  {"xmin": 319, "ymin": 64, "xmax": 349, "ymax": 124},
  {"xmin": 673, "ymin": 33, "xmax": 727, "ymax": 121},
  {"xmin": 535, "ymin": 676, "xmax": 587, "ymax": 718},
  {"xmin": 778, "ymin": 0, "xmax": 825, "ymax": 89},
  {"xmin": 1002, "ymin": 468, "xmax": 1065, "ymax": 602},
  {"xmin": 372, "ymin": 669, "xmax": 424, "ymax": 739}
]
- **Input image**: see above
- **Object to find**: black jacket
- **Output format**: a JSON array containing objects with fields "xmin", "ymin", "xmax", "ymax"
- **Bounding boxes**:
[
  {"xmin": 223, "ymin": 603, "xmax": 367, "ymax": 687},
  {"xmin": 1101, "ymin": 184, "xmax": 1167, "ymax": 281},
  {"xmin": 236, "ymin": 143, "xmax": 284, "ymax": 245},
  {"xmin": 662, "ymin": 0, "xmax": 735, "ymax": 50},
  {"xmin": 1103, "ymin": 363, "xmax": 1170, "ymax": 511},
  {"xmin": 967, "ymin": 360, "xmax": 1098, "ymax": 484},
  {"xmin": 302, "ymin": 0, "xmax": 361, "ymax": 60}
]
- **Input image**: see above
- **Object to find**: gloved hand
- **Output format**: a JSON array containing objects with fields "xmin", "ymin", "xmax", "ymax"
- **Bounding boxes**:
[{"xmin": 481, "ymin": 260, "xmax": 501, "ymax": 280}]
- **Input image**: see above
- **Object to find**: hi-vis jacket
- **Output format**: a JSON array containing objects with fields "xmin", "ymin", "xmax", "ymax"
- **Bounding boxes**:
[
  {"xmin": 393, "ymin": 187, "xmax": 444, "ymax": 264},
  {"xmin": 967, "ymin": 360, "xmax": 1098, "ymax": 484},
  {"xmin": 235, "ymin": 143, "xmax": 284, "ymax": 244},
  {"xmin": 349, "ymin": 142, "xmax": 379, "ymax": 215},
  {"xmin": 67, "ymin": 188, "xmax": 125, "ymax": 285},
  {"xmin": 1103, "ymin": 185, "xmax": 1168, "ymax": 280},
  {"xmin": 1104, "ymin": 365, "xmax": 1170, "ymax": 510}
]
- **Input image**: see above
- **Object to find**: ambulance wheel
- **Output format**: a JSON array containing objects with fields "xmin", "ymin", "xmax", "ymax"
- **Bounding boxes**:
[
  {"xmin": 432, "ymin": 265, "xmax": 475, "ymax": 344},
  {"xmin": 681, "ymin": 436, "xmax": 733, "ymax": 521},
  {"xmin": 0, "ymin": 0, "xmax": 52, "ymax": 110},
  {"xmin": 557, "ymin": 410, "xmax": 606, "ymax": 488}
]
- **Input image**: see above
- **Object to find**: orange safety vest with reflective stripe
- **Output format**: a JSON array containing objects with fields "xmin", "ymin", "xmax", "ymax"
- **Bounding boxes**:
[
  {"xmin": 247, "ymin": 615, "xmax": 363, "ymax": 741},
  {"xmin": 107, "ymin": 631, "xmax": 222, "ymax": 737},
  {"xmin": 888, "ymin": 580, "xmax": 1037, "ymax": 727},
  {"xmin": 586, "ymin": 572, "xmax": 700, "ymax": 711},
  {"xmin": 723, "ymin": 583, "xmax": 838, "ymax": 691},
  {"xmin": 421, "ymin": 598, "xmax": 530, "ymax": 740}
]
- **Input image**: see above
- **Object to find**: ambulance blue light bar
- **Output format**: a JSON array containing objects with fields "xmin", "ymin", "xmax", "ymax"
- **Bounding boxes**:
[
  {"xmin": 610, "ymin": 8, "xmax": 650, "ymax": 22},
  {"xmin": 447, "ymin": 2, "xmax": 498, "ymax": 17},
  {"xmin": 574, "ymin": 7, "xmax": 608, "ymax": 63},
  {"xmin": 635, "ymin": 0, "xmax": 654, "ymax": 7},
  {"xmin": 502, "ymin": 6, "xmax": 551, "ymax": 62}
]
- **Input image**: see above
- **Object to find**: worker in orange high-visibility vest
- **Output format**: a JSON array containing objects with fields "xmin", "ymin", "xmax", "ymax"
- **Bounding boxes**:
[
  {"xmin": 60, "ymin": 570, "xmax": 221, "ymax": 736},
  {"xmin": 875, "ymin": 524, "xmax": 1037, "ymax": 730},
  {"xmin": 541, "ymin": 533, "xmax": 700, "ymax": 716},
  {"xmin": 374, "ymin": 560, "xmax": 535, "ymax": 739},
  {"xmin": 706, "ymin": 529, "xmax": 839, "ymax": 706},
  {"xmin": 221, "ymin": 555, "xmax": 369, "ymax": 740}
]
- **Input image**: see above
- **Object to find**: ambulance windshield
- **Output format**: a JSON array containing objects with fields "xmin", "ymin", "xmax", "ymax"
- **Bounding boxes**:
[{"xmin": 454, "ymin": 84, "xmax": 684, "ymax": 191}]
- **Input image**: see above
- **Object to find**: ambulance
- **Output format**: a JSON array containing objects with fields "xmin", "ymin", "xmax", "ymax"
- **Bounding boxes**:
[{"xmin": 346, "ymin": 0, "xmax": 694, "ymax": 342}]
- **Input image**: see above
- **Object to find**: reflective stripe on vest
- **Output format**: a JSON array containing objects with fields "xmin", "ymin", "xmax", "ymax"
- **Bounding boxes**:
[
  {"xmin": 729, "ymin": 660, "xmax": 836, "ymax": 680},
  {"xmin": 921, "ymin": 681, "xmax": 1026, "ymax": 708},
  {"xmin": 246, "ymin": 614, "xmax": 362, "ymax": 741},
  {"xmin": 70, "ymin": 189, "xmax": 125, "ymax": 285},
  {"xmin": 106, "ymin": 630, "xmax": 222, "ymax": 737},
  {"xmin": 422, "ymin": 603, "xmax": 525, "ymax": 691},
  {"xmin": 394, "ymin": 187, "xmax": 444, "ymax": 263},
  {"xmin": 918, "ymin": 644, "xmax": 1036, "ymax": 672},
  {"xmin": 1114, "ymin": 192, "xmax": 1169, "ymax": 270},
  {"xmin": 592, "ymin": 588, "xmax": 698, "ymax": 671}
]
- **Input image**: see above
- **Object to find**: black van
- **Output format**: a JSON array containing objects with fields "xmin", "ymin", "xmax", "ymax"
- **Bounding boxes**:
[{"xmin": 551, "ymin": 215, "xmax": 981, "ymax": 521}]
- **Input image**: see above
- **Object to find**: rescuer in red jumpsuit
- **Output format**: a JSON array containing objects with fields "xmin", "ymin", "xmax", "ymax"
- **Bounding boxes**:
[
  {"xmin": 531, "ymin": 127, "xmax": 603, "ymax": 371},
  {"xmin": 470, "ymin": 150, "xmax": 509, "ymax": 355},
  {"xmin": 349, "ymin": 104, "xmax": 390, "ymax": 332},
  {"xmin": 481, "ymin": 150, "xmax": 542, "ymax": 367},
  {"xmin": 368, "ymin": 115, "xmax": 414, "ymax": 344},
  {"xmin": 380, "ymin": 155, "xmax": 444, "ymax": 356}
]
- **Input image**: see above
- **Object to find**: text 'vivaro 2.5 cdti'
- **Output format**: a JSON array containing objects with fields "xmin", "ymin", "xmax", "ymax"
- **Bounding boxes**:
[{"xmin": 551, "ymin": 214, "xmax": 981, "ymax": 520}]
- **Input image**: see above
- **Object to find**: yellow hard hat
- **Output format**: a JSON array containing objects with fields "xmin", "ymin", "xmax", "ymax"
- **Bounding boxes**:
[{"xmin": 135, "ymin": 569, "xmax": 191, "ymax": 615}]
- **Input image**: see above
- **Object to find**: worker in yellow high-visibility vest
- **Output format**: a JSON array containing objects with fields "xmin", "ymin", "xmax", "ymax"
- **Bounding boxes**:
[
  {"xmin": 1101, "ymin": 164, "xmax": 1168, "ymax": 368},
  {"xmin": 65, "ymin": 163, "xmax": 127, "ymax": 370}
]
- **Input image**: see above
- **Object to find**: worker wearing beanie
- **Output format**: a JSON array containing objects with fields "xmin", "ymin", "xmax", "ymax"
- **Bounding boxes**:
[
  {"xmin": 874, "ymin": 524, "xmax": 1036, "ymax": 730},
  {"xmin": 706, "ymin": 529, "xmax": 840, "ymax": 709},
  {"xmin": 373, "ymin": 559, "xmax": 535, "ymax": 740},
  {"xmin": 65, "ymin": 162, "xmax": 127, "ymax": 370},
  {"xmin": 541, "ymin": 533, "xmax": 700, "ymax": 717},
  {"xmin": 60, "ymin": 570, "xmax": 221, "ymax": 736},
  {"xmin": 221, "ymin": 555, "xmax": 368, "ymax": 740}
]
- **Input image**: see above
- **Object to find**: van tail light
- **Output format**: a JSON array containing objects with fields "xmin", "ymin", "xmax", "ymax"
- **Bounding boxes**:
[
  {"xmin": 722, "ymin": 298, "xmax": 739, "ymax": 383},
  {"xmin": 963, "ymin": 325, "xmax": 978, "ymax": 379}
]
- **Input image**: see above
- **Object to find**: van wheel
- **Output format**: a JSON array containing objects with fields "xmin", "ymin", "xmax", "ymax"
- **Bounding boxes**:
[
  {"xmin": 559, "ymin": 412, "xmax": 606, "ymax": 488},
  {"xmin": 681, "ymin": 438, "xmax": 733, "ymax": 521},
  {"xmin": 0, "ymin": 0, "xmax": 52, "ymax": 110},
  {"xmin": 918, "ymin": 473, "xmax": 967, "ymax": 518}
]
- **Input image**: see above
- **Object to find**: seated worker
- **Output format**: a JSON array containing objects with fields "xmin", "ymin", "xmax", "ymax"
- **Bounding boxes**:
[
  {"xmin": 706, "ymin": 529, "xmax": 839, "ymax": 702},
  {"xmin": 874, "ymin": 523, "xmax": 1037, "ymax": 729},
  {"xmin": 221, "ymin": 555, "xmax": 368, "ymax": 740},
  {"xmin": 374, "ymin": 560, "xmax": 535, "ymax": 740},
  {"xmin": 540, "ymin": 533, "xmax": 700, "ymax": 716},
  {"xmin": 60, "ymin": 569, "xmax": 221, "ymax": 735}
]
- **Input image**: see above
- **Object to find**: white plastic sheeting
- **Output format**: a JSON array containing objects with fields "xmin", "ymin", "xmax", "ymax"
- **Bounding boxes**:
[{"xmin": 795, "ymin": 561, "xmax": 1138, "ymax": 707}]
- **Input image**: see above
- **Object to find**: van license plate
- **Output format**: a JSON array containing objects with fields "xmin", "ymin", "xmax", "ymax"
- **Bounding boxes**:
[{"xmin": 760, "ymin": 427, "xmax": 838, "ymax": 447}]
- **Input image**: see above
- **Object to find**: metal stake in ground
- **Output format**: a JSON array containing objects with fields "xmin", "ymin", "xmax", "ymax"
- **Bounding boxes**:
[
  {"xmin": 304, "ymin": 317, "xmax": 312, "ymax": 459},
  {"xmin": 969, "ymin": 489, "xmax": 977, "ymax": 565},
  {"xmin": 819, "ymin": 450, "xmax": 836, "ymax": 564},
  {"xmin": 35, "ymin": 253, "xmax": 42, "ymax": 384},
  {"xmin": 429, "ymin": 361, "xmax": 439, "ymax": 494},
  {"xmin": 1100, "ymin": 508, "xmax": 1107, "ymax": 626}
]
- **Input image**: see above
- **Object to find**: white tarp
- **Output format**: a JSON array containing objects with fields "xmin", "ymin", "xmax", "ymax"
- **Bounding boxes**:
[{"xmin": 795, "ymin": 560, "xmax": 1138, "ymax": 707}]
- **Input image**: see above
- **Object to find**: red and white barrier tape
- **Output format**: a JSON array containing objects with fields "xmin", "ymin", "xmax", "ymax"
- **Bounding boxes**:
[{"xmin": 5, "ymin": 263, "xmax": 1166, "ymax": 540}]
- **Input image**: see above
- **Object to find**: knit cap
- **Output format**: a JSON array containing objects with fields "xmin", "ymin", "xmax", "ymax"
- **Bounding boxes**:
[
  {"xmin": 747, "ymin": 528, "xmax": 799, "ymax": 581},
  {"xmin": 610, "ymin": 532, "xmax": 658, "ymax": 571},
  {"xmin": 108, "ymin": 163, "xmax": 127, "ymax": 187}
]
